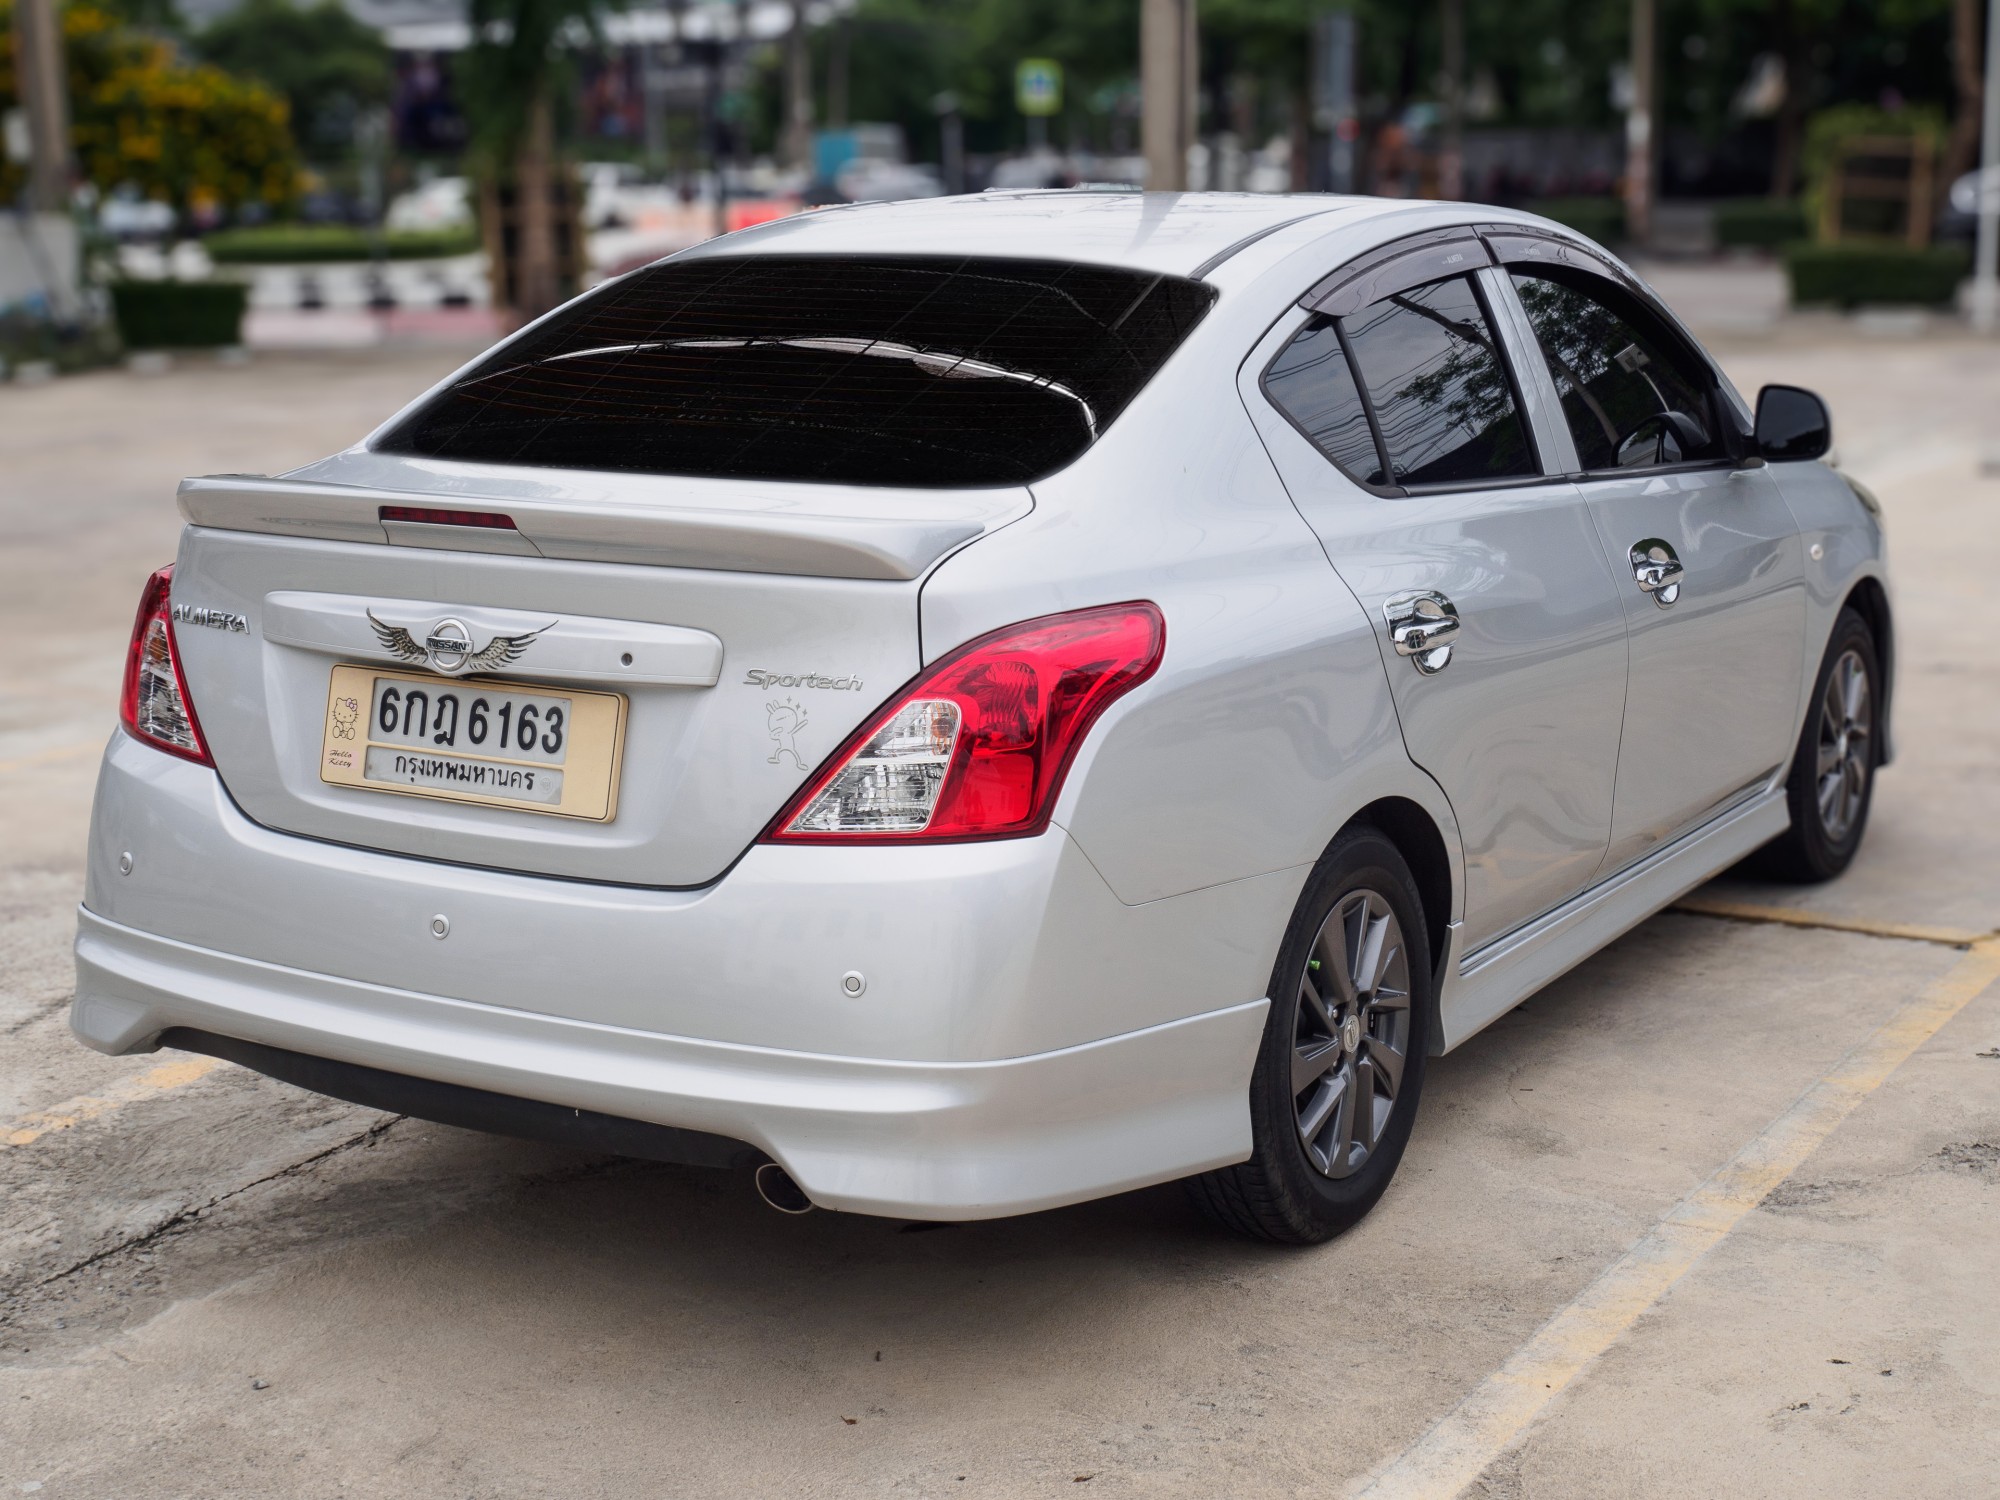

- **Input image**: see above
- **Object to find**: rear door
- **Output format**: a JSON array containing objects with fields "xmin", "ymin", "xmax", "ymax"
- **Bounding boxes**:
[
  {"xmin": 1242, "ymin": 239, "xmax": 1629, "ymax": 953},
  {"xmin": 1493, "ymin": 250, "xmax": 1806, "ymax": 871}
]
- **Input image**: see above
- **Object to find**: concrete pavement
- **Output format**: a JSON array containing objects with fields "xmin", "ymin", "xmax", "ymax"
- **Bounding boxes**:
[{"xmin": 1, "ymin": 318, "xmax": 1995, "ymax": 1498}]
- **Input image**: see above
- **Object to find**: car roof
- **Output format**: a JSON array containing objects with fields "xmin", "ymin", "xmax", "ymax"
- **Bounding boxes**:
[{"xmin": 670, "ymin": 190, "xmax": 1407, "ymax": 278}]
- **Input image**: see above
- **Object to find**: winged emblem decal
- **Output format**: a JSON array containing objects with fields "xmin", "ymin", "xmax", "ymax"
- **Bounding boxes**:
[{"xmin": 366, "ymin": 610, "xmax": 554, "ymax": 676}]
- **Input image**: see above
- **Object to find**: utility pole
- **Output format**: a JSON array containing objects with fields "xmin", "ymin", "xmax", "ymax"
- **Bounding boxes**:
[
  {"xmin": 1439, "ymin": 0, "xmax": 1465, "ymax": 200},
  {"xmin": 11, "ymin": 0, "xmax": 72, "ymax": 213},
  {"xmin": 1975, "ymin": 0, "xmax": 2000, "ymax": 332},
  {"xmin": 784, "ymin": 0, "xmax": 813, "ymax": 173},
  {"xmin": 1623, "ymin": 0, "xmax": 1656, "ymax": 245},
  {"xmin": 1141, "ymin": 0, "xmax": 1196, "ymax": 191}
]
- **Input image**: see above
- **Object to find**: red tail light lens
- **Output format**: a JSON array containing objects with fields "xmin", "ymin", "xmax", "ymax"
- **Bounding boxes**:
[
  {"xmin": 763, "ymin": 603, "xmax": 1164, "ymax": 844},
  {"xmin": 120, "ymin": 566, "xmax": 212, "ymax": 764}
]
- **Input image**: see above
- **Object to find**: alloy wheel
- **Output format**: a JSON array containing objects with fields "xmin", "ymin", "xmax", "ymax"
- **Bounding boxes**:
[
  {"xmin": 1815, "ymin": 647, "xmax": 1872, "ymax": 843},
  {"xmin": 1292, "ymin": 889, "xmax": 1412, "ymax": 1179}
]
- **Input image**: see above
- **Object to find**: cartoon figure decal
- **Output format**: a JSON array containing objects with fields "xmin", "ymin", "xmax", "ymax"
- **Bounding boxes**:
[
  {"xmin": 330, "ymin": 696, "xmax": 362, "ymax": 740},
  {"xmin": 766, "ymin": 699, "xmax": 809, "ymax": 770}
]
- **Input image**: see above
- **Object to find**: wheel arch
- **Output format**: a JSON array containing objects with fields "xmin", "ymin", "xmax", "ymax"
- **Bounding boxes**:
[{"xmin": 1348, "ymin": 796, "xmax": 1456, "ymax": 1056}]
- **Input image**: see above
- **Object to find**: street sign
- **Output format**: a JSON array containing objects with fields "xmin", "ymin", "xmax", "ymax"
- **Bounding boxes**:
[{"xmin": 1016, "ymin": 59, "xmax": 1063, "ymax": 118}]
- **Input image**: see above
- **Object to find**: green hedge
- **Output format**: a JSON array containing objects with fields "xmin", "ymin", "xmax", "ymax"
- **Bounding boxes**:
[
  {"xmin": 1784, "ymin": 244, "xmax": 1970, "ymax": 308},
  {"xmin": 110, "ymin": 280, "xmax": 250, "ymax": 349},
  {"xmin": 1713, "ymin": 198, "xmax": 1808, "ymax": 250},
  {"xmin": 1524, "ymin": 197, "xmax": 1626, "ymax": 245},
  {"xmin": 202, "ymin": 224, "xmax": 481, "ymax": 264}
]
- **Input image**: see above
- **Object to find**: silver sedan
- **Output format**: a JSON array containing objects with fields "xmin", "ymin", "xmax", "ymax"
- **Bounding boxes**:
[{"xmin": 77, "ymin": 192, "xmax": 1889, "ymax": 1242}]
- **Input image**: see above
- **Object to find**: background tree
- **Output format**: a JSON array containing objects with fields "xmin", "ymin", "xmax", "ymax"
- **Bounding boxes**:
[
  {"xmin": 0, "ymin": 0, "xmax": 298, "ymax": 215},
  {"xmin": 457, "ymin": 0, "xmax": 616, "ymax": 319},
  {"xmin": 193, "ymin": 0, "xmax": 392, "ymax": 161}
]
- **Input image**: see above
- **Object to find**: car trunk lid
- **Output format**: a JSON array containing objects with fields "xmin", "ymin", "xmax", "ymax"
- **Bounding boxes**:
[{"xmin": 166, "ymin": 459, "xmax": 1028, "ymax": 887}]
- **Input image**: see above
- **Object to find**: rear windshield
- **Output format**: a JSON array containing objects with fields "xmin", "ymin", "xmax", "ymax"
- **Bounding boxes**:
[{"xmin": 375, "ymin": 254, "xmax": 1216, "ymax": 488}]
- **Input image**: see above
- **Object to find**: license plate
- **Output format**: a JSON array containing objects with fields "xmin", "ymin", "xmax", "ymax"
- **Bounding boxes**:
[{"xmin": 319, "ymin": 665, "xmax": 626, "ymax": 821}]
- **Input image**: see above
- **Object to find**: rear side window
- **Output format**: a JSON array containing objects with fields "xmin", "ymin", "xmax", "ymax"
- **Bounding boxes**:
[
  {"xmin": 375, "ymin": 255, "xmax": 1216, "ymax": 488},
  {"xmin": 1263, "ymin": 275, "xmax": 1535, "ymax": 491},
  {"xmin": 1260, "ymin": 316, "xmax": 1386, "ymax": 486},
  {"xmin": 1510, "ymin": 269, "xmax": 1726, "ymax": 471}
]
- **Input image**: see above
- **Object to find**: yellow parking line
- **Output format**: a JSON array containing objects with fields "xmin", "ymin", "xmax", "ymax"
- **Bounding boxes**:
[
  {"xmin": 1348, "ymin": 937, "xmax": 2000, "ymax": 1500},
  {"xmin": 1, "ymin": 1055, "xmax": 222, "ymax": 1148},
  {"xmin": 1671, "ymin": 893, "xmax": 1991, "ymax": 949},
  {"xmin": 0, "ymin": 738, "xmax": 101, "ymax": 777}
]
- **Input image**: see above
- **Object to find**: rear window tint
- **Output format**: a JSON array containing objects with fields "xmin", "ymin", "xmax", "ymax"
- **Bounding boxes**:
[
  {"xmin": 375, "ymin": 255, "xmax": 1216, "ymax": 488},
  {"xmin": 1261, "ymin": 314, "xmax": 1387, "ymax": 486},
  {"xmin": 1340, "ymin": 276, "xmax": 1535, "ymax": 487}
]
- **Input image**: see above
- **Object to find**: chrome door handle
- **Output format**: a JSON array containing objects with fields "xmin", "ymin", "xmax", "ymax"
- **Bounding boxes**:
[
  {"xmin": 1384, "ymin": 591, "xmax": 1461, "ymax": 674},
  {"xmin": 1629, "ymin": 538, "xmax": 1684, "ymax": 607}
]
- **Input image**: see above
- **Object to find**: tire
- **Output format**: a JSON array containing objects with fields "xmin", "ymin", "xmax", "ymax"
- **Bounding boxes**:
[
  {"xmin": 1755, "ymin": 607, "xmax": 1882, "ymax": 884},
  {"xmin": 1187, "ymin": 825, "xmax": 1432, "ymax": 1245}
]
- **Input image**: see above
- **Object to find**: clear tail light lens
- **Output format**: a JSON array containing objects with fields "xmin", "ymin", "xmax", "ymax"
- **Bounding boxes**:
[
  {"xmin": 764, "ymin": 602, "xmax": 1164, "ymax": 844},
  {"xmin": 120, "ymin": 566, "xmax": 212, "ymax": 764}
]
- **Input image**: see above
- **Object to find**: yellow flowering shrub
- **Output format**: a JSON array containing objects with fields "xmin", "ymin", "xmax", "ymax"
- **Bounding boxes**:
[{"xmin": 1, "ymin": 0, "xmax": 300, "ymax": 213}]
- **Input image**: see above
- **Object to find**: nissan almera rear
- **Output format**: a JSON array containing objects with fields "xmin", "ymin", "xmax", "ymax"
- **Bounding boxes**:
[{"xmin": 76, "ymin": 192, "xmax": 1891, "ymax": 1243}]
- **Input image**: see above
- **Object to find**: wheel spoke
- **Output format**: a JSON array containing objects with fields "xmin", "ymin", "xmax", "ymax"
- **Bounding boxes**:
[
  {"xmin": 1298, "ymin": 971, "xmax": 1337, "ymax": 1038},
  {"xmin": 1817, "ymin": 741, "xmax": 1843, "ymax": 779},
  {"xmin": 1348, "ymin": 1055, "xmax": 1377, "ymax": 1157},
  {"xmin": 1293, "ymin": 1037, "xmax": 1341, "ymax": 1096},
  {"xmin": 1298, "ymin": 1070, "xmax": 1343, "ymax": 1150},
  {"xmin": 1318, "ymin": 927, "xmax": 1358, "ymax": 1007},
  {"xmin": 1842, "ymin": 659, "xmax": 1867, "ymax": 723},
  {"xmin": 1326, "ymin": 1060, "xmax": 1359, "ymax": 1173},
  {"xmin": 1350, "ymin": 909, "xmax": 1388, "ymax": 999},
  {"xmin": 1369, "ymin": 983, "xmax": 1411, "ymax": 1013},
  {"xmin": 1366, "ymin": 1032, "xmax": 1405, "ymax": 1100}
]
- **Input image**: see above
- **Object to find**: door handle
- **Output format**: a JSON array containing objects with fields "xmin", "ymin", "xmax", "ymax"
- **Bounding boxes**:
[
  {"xmin": 1383, "ymin": 591, "xmax": 1461, "ymax": 674},
  {"xmin": 1629, "ymin": 538, "xmax": 1684, "ymax": 607}
]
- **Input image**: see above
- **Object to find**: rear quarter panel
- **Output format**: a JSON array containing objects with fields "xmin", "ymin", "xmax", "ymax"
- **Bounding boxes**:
[{"xmin": 918, "ymin": 268, "xmax": 1461, "ymax": 918}]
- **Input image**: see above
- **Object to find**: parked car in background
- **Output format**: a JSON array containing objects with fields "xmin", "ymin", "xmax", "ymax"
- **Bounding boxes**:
[
  {"xmin": 1940, "ymin": 164, "xmax": 2000, "ymax": 242},
  {"xmin": 833, "ymin": 159, "xmax": 946, "ymax": 203},
  {"xmin": 76, "ymin": 193, "xmax": 1890, "ymax": 1244},
  {"xmin": 385, "ymin": 177, "xmax": 473, "ymax": 235},
  {"xmin": 97, "ymin": 188, "xmax": 177, "ymax": 242}
]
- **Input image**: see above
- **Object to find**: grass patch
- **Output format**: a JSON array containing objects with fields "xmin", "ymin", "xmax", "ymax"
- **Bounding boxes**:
[{"xmin": 202, "ymin": 224, "xmax": 480, "ymax": 264}]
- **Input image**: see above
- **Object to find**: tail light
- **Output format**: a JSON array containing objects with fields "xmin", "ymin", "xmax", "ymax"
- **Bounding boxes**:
[
  {"xmin": 120, "ymin": 566, "xmax": 212, "ymax": 765},
  {"xmin": 763, "ymin": 602, "xmax": 1164, "ymax": 844}
]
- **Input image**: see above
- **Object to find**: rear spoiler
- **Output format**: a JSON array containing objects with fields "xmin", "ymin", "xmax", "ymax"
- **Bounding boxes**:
[{"xmin": 177, "ymin": 473, "xmax": 1025, "ymax": 582}]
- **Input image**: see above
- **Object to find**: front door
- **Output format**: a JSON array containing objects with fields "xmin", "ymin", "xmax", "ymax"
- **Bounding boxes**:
[
  {"xmin": 1497, "ymin": 262, "xmax": 1807, "ymax": 871},
  {"xmin": 1243, "ymin": 260, "xmax": 1630, "ymax": 953}
]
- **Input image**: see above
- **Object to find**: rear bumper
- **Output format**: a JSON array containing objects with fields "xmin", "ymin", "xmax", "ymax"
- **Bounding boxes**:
[
  {"xmin": 73, "ymin": 733, "xmax": 1284, "ymax": 1219},
  {"xmin": 75, "ymin": 907, "xmax": 1264, "ymax": 1219}
]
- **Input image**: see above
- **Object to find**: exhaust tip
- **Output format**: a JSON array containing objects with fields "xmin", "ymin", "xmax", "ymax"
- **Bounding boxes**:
[{"xmin": 754, "ymin": 1161, "xmax": 815, "ymax": 1215}]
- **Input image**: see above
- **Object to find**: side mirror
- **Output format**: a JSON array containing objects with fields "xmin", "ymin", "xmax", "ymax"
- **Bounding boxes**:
[{"xmin": 1754, "ymin": 384, "xmax": 1831, "ymax": 462}]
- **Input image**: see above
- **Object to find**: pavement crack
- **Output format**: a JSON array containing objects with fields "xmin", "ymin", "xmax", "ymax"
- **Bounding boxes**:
[
  {"xmin": 1669, "ymin": 897, "xmax": 1997, "ymax": 951},
  {"xmin": 26, "ymin": 1114, "xmax": 404, "ymax": 1292}
]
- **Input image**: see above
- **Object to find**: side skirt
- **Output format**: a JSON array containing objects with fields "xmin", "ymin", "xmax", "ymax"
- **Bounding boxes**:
[{"xmin": 1438, "ymin": 789, "xmax": 1790, "ymax": 1050}]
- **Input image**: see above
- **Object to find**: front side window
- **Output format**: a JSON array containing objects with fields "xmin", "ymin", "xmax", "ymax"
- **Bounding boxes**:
[
  {"xmin": 1263, "ymin": 274, "xmax": 1536, "ymax": 490},
  {"xmin": 375, "ymin": 255, "xmax": 1216, "ymax": 489},
  {"xmin": 1510, "ymin": 269, "xmax": 1727, "ymax": 472}
]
